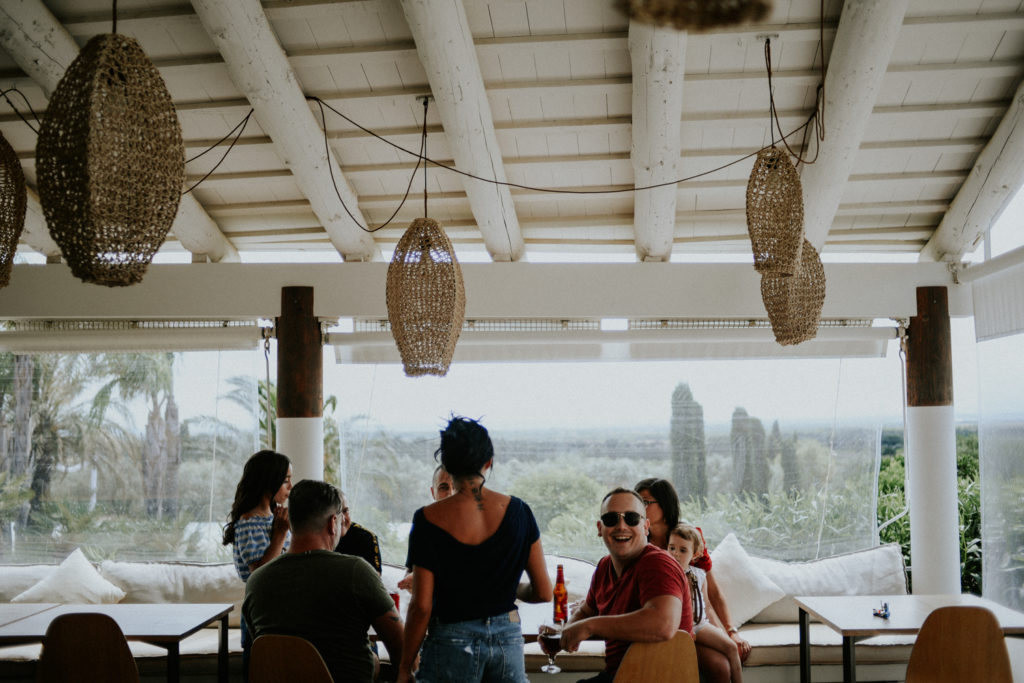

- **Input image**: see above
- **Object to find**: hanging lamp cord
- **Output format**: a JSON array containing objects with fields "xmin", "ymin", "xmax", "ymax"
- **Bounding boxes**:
[
  {"xmin": 112, "ymin": 0, "xmax": 117, "ymax": 34},
  {"xmin": 422, "ymin": 97, "xmax": 429, "ymax": 217},
  {"xmin": 263, "ymin": 331, "xmax": 273, "ymax": 449}
]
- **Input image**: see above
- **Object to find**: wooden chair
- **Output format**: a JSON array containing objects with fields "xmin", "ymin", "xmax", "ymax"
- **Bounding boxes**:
[
  {"xmin": 614, "ymin": 630, "xmax": 699, "ymax": 683},
  {"xmin": 35, "ymin": 612, "xmax": 139, "ymax": 683},
  {"xmin": 905, "ymin": 605, "xmax": 1013, "ymax": 683},
  {"xmin": 250, "ymin": 634, "xmax": 334, "ymax": 683}
]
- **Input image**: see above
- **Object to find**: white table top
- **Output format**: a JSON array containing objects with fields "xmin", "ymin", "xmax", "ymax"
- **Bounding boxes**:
[
  {"xmin": 0, "ymin": 603, "xmax": 232, "ymax": 644},
  {"xmin": 794, "ymin": 594, "xmax": 1024, "ymax": 638},
  {"xmin": 0, "ymin": 603, "xmax": 58, "ymax": 628}
]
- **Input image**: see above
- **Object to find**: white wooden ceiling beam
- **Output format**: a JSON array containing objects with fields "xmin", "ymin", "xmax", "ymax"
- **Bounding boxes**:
[
  {"xmin": 800, "ymin": 0, "xmax": 908, "ymax": 252},
  {"xmin": 920, "ymin": 78, "xmax": 1024, "ymax": 262},
  {"xmin": 0, "ymin": 0, "xmax": 239, "ymax": 263},
  {"xmin": 190, "ymin": 0, "xmax": 379, "ymax": 262},
  {"xmin": 629, "ymin": 21, "xmax": 686, "ymax": 262},
  {"xmin": 0, "ymin": 262, "xmax": 969, "ymax": 321},
  {"xmin": 399, "ymin": 0, "xmax": 524, "ymax": 262},
  {"xmin": 21, "ymin": 187, "xmax": 60, "ymax": 259}
]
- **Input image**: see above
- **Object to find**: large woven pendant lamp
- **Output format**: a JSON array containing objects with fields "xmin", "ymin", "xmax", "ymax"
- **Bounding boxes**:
[
  {"xmin": 626, "ymin": 0, "xmax": 773, "ymax": 31},
  {"xmin": 760, "ymin": 238, "xmax": 826, "ymax": 345},
  {"xmin": 385, "ymin": 98, "xmax": 465, "ymax": 377},
  {"xmin": 36, "ymin": 26, "xmax": 184, "ymax": 287},
  {"xmin": 0, "ymin": 132, "xmax": 27, "ymax": 287},
  {"xmin": 746, "ymin": 146, "xmax": 804, "ymax": 276}
]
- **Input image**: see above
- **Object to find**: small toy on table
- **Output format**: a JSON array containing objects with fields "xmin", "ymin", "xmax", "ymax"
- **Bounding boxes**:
[{"xmin": 872, "ymin": 602, "xmax": 890, "ymax": 619}]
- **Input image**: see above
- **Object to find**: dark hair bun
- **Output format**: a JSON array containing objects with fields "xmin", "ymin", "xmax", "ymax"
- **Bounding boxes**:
[{"xmin": 436, "ymin": 416, "xmax": 493, "ymax": 477}]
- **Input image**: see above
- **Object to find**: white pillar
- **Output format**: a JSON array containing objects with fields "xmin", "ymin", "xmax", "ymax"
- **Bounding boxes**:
[
  {"xmin": 277, "ymin": 417, "xmax": 324, "ymax": 484},
  {"xmin": 905, "ymin": 287, "xmax": 960, "ymax": 594},
  {"xmin": 906, "ymin": 405, "xmax": 961, "ymax": 594}
]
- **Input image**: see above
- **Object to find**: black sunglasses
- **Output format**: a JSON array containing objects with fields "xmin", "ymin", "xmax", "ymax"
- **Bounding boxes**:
[{"xmin": 600, "ymin": 511, "xmax": 644, "ymax": 527}]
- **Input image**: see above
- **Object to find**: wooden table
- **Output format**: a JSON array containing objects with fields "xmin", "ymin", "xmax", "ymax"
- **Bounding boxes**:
[
  {"xmin": 0, "ymin": 603, "xmax": 233, "ymax": 683},
  {"xmin": 795, "ymin": 594, "xmax": 1024, "ymax": 683}
]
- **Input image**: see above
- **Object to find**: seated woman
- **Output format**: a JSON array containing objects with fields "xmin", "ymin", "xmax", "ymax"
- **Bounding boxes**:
[
  {"xmin": 398, "ymin": 417, "xmax": 552, "ymax": 683},
  {"xmin": 635, "ymin": 478, "xmax": 751, "ymax": 682}
]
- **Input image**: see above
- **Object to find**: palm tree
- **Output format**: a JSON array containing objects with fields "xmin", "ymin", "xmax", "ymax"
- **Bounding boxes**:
[
  {"xmin": 221, "ymin": 376, "xmax": 342, "ymax": 485},
  {"xmin": 10, "ymin": 354, "xmax": 34, "ymax": 525},
  {"xmin": 223, "ymin": 375, "xmax": 275, "ymax": 450},
  {"xmin": 91, "ymin": 353, "xmax": 181, "ymax": 519},
  {"xmin": 26, "ymin": 354, "xmax": 91, "ymax": 524}
]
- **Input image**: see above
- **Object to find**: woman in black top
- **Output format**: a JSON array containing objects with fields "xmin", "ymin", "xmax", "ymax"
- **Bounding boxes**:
[{"xmin": 397, "ymin": 417, "xmax": 552, "ymax": 683}]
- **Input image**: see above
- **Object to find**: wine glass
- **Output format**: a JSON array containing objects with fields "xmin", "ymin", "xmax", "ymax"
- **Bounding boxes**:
[{"xmin": 538, "ymin": 622, "xmax": 563, "ymax": 674}]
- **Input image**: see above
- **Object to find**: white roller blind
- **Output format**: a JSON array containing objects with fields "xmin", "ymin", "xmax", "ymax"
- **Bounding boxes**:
[{"xmin": 972, "ymin": 259, "xmax": 1024, "ymax": 341}]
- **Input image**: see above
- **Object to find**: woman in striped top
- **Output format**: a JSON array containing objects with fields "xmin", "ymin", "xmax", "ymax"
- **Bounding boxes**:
[{"xmin": 222, "ymin": 450, "xmax": 292, "ymax": 679}]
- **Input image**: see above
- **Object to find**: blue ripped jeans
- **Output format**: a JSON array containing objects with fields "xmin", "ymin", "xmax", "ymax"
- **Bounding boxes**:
[{"xmin": 416, "ymin": 611, "xmax": 527, "ymax": 683}]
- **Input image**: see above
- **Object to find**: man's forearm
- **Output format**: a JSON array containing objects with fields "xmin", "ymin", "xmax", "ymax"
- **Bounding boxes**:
[{"xmin": 581, "ymin": 605, "xmax": 678, "ymax": 643}]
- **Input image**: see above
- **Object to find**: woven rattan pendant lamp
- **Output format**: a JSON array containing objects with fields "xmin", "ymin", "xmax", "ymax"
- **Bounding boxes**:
[
  {"xmin": 761, "ymin": 238, "xmax": 826, "ymax": 345},
  {"xmin": 386, "ymin": 98, "xmax": 465, "ymax": 377},
  {"xmin": 0, "ymin": 132, "xmax": 27, "ymax": 288},
  {"xmin": 626, "ymin": 0, "xmax": 773, "ymax": 30},
  {"xmin": 35, "ymin": 6, "xmax": 184, "ymax": 287},
  {"xmin": 747, "ymin": 145, "xmax": 804, "ymax": 277}
]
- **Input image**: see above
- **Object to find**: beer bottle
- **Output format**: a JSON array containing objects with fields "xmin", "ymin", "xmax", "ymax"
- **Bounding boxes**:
[{"xmin": 553, "ymin": 564, "xmax": 568, "ymax": 624}]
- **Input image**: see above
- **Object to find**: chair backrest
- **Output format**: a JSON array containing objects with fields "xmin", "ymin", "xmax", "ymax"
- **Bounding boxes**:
[
  {"xmin": 35, "ymin": 612, "xmax": 139, "ymax": 683},
  {"xmin": 250, "ymin": 634, "xmax": 335, "ymax": 683},
  {"xmin": 614, "ymin": 630, "xmax": 699, "ymax": 683},
  {"xmin": 905, "ymin": 605, "xmax": 1013, "ymax": 683}
]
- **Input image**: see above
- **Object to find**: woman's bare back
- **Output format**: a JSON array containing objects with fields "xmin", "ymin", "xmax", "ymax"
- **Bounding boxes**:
[{"xmin": 423, "ymin": 486, "xmax": 510, "ymax": 546}]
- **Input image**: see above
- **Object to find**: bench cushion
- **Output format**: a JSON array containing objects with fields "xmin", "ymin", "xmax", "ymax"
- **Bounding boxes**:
[
  {"xmin": 100, "ymin": 561, "xmax": 244, "ymax": 627},
  {"xmin": 749, "ymin": 544, "xmax": 908, "ymax": 623},
  {"xmin": 0, "ymin": 566, "xmax": 56, "ymax": 602}
]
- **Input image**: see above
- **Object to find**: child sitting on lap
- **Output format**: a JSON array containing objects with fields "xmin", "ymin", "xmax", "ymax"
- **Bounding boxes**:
[{"xmin": 668, "ymin": 524, "xmax": 744, "ymax": 683}]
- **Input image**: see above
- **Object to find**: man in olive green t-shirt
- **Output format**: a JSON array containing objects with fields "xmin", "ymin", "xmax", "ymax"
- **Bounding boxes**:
[{"xmin": 244, "ymin": 480, "xmax": 402, "ymax": 682}]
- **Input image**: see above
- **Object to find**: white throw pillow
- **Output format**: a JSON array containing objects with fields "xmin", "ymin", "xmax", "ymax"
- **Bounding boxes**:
[
  {"xmin": 12, "ymin": 548, "xmax": 126, "ymax": 604},
  {"xmin": 709, "ymin": 533, "xmax": 786, "ymax": 626}
]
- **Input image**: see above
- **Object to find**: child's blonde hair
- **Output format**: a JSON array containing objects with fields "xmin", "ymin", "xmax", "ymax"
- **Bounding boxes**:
[{"xmin": 670, "ymin": 523, "xmax": 705, "ymax": 559}]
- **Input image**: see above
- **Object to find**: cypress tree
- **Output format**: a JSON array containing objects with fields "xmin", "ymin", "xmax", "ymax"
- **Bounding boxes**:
[
  {"xmin": 731, "ymin": 407, "xmax": 768, "ymax": 503},
  {"xmin": 731, "ymin": 407, "xmax": 752, "ymax": 497},
  {"xmin": 670, "ymin": 383, "xmax": 707, "ymax": 508},
  {"xmin": 781, "ymin": 431, "xmax": 801, "ymax": 495}
]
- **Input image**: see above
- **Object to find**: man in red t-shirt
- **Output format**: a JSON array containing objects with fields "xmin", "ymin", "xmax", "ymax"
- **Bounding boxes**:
[{"xmin": 556, "ymin": 487, "xmax": 693, "ymax": 681}]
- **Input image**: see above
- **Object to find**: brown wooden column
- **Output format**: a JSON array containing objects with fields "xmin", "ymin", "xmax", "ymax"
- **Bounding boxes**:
[
  {"xmin": 904, "ymin": 286, "xmax": 960, "ymax": 593},
  {"xmin": 906, "ymin": 287, "xmax": 953, "ymax": 407},
  {"xmin": 276, "ymin": 286, "xmax": 323, "ymax": 481}
]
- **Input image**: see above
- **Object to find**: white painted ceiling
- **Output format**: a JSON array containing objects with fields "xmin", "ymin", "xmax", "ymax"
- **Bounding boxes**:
[{"xmin": 3, "ymin": 0, "xmax": 1022, "ymax": 267}]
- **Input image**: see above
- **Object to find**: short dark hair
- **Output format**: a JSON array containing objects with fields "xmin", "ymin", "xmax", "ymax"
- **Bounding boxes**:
[
  {"xmin": 635, "ymin": 478, "xmax": 680, "ymax": 530},
  {"xmin": 435, "ymin": 416, "xmax": 493, "ymax": 478},
  {"xmin": 601, "ymin": 487, "xmax": 645, "ymax": 508},
  {"xmin": 288, "ymin": 480, "xmax": 342, "ymax": 535}
]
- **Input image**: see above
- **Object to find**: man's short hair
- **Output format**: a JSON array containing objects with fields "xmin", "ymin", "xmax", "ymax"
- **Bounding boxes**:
[
  {"xmin": 288, "ymin": 480, "xmax": 342, "ymax": 534},
  {"xmin": 601, "ymin": 487, "xmax": 645, "ymax": 508}
]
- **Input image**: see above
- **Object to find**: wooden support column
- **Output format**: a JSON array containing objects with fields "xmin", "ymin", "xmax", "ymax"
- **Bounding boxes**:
[
  {"xmin": 276, "ymin": 286, "xmax": 324, "ymax": 483},
  {"xmin": 905, "ymin": 286, "xmax": 960, "ymax": 594}
]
